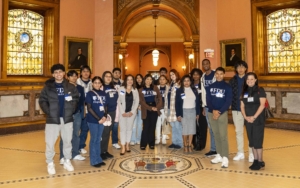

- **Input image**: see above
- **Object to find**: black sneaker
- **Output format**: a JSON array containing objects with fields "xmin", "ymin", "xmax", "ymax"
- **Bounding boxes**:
[
  {"xmin": 205, "ymin": 151, "xmax": 217, "ymax": 157},
  {"xmin": 101, "ymin": 153, "xmax": 107, "ymax": 160},
  {"xmin": 168, "ymin": 144, "xmax": 175, "ymax": 148},
  {"xmin": 92, "ymin": 163, "xmax": 101, "ymax": 168},
  {"xmin": 105, "ymin": 152, "xmax": 114, "ymax": 159},
  {"xmin": 173, "ymin": 145, "xmax": 182, "ymax": 149},
  {"xmin": 99, "ymin": 162, "xmax": 106, "ymax": 166}
]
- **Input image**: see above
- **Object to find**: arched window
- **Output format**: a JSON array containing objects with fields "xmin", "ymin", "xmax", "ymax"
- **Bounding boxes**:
[
  {"xmin": 7, "ymin": 9, "xmax": 44, "ymax": 75},
  {"xmin": 267, "ymin": 9, "xmax": 300, "ymax": 73}
]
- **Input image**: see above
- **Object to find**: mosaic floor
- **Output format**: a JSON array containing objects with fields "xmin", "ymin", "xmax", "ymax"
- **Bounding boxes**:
[{"xmin": 0, "ymin": 124, "xmax": 299, "ymax": 188}]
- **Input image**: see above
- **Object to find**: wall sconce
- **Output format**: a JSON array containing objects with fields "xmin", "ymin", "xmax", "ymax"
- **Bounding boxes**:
[
  {"xmin": 125, "ymin": 66, "xmax": 128, "ymax": 70},
  {"xmin": 189, "ymin": 53, "xmax": 194, "ymax": 60},
  {"xmin": 119, "ymin": 54, "xmax": 123, "ymax": 60},
  {"xmin": 182, "ymin": 65, "xmax": 186, "ymax": 71}
]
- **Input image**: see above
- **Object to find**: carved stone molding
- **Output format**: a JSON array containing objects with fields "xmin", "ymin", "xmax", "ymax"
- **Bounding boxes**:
[
  {"xmin": 271, "ymin": 91, "xmax": 276, "ymax": 97},
  {"xmin": 35, "ymin": 93, "xmax": 40, "ymax": 99},
  {"xmin": 23, "ymin": 111, "xmax": 29, "ymax": 116},
  {"xmin": 24, "ymin": 94, "xmax": 30, "ymax": 100},
  {"xmin": 35, "ymin": 110, "xmax": 40, "ymax": 116},
  {"xmin": 281, "ymin": 92, "xmax": 287, "ymax": 97},
  {"xmin": 281, "ymin": 108, "xmax": 287, "ymax": 114}
]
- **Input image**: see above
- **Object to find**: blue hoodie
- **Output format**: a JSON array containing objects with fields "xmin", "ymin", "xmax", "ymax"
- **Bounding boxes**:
[{"xmin": 206, "ymin": 80, "xmax": 232, "ymax": 114}]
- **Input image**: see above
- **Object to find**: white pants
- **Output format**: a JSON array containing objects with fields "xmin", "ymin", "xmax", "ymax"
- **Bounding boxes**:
[
  {"xmin": 45, "ymin": 118, "xmax": 73, "ymax": 163},
  {"xmin": 155, "ymin": 109, "xmax": 166, "ymax": 140},
  {"xmin": 119, "ymin": 114, "xmax": 136, "ymax": 145},
  {"xmin": 232, "ymin": 111, "xmax": 253, "ymax": 155}
]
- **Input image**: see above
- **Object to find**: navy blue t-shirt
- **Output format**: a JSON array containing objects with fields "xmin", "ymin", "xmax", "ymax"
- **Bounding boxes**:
[
  {"xmin": 168, "ymin": 82, "xmax": 174, "ymax": 109},
  {"xmin": 55, "ymin": 82, "xmax": 64, "ymax": 117},
  {"xmin": 160, "ymin": 86, "xmax": 166, "ymax": 104},
  {"xmin": 203, "ymin": 70, "xmax": 215, "ymax": 93},
  {"xmin": 142, "ymin": 87, "xmax": 156, "ymax": 103},
  {"xmin": 85, "ymin": 89, "xmax": 107, "ymax": 124},
  {"xmin": 76, "ymin": 85, "xmax": 85, "ymax": 114},
  {"xmin": 103, "ymin": 84, "xmax": 118, "ymax": 112}
]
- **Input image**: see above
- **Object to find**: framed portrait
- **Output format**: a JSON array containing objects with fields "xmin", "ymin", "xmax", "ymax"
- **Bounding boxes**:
[
  {"xmin": 64, "ymin": 37, "xmax": 93, "ymax": 71},
  {"xmin": 220, "ymin": 38, "xmax": 246, "ymax": 71}
]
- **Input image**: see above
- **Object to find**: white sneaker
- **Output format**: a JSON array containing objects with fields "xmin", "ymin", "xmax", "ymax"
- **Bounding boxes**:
[
  {"xmin": 249, "ymin": 153, "xmax": 254, "ymax": 163},
  {"xmin": 162, "ymin": 135, "xmax": 167, "ymax": 145},
  {"xmin": 113, "ymin": 143, "xmax": 121, "ymax": 149},
  {"xmin": 136, "ymin": 141, "xmax": 140, "ymax": 145},
  {"xmin": 73, "ymin": 155, "xmax": 86, "ymax": 161},
  {"xmin": 59, "ymin": 158, "xmax": 65, "ymax": 165},
  {"xmin": 155, "ymin": 139, "xmax": 160, "ymax": 144},
  {"xmin": 130, "ymin": 142, "xmax": 135, "ymax": 146},
  {"xmin": 211, "ymin": 154, "xmax": 222, "ymax": 164},
  {"xmin": 221, "ymin": 157, "xmax": 229, "ymax": 168},
  {"xmin": 47, "ymin": 162, "xmax": 56, "ymax": 175},
  {"xmin": 79, "ymin": 148, "xmax": 87, "ymax": 154},
  {"xmin": 63, "ymin": 159, "xmax": 74, "ymax": 172},
  {"xmin": 233, "ymin": 153, "xmax": 245, "ymax": 161},
  {"xmin": 165, "ymin": 135, "xmax": 170, "ymax": 140}
]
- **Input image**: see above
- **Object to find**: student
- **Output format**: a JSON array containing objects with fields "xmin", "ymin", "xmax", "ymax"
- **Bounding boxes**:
[
  {"xmin": 241, "ymin": 72, "xmax": 266, "ymax": 170},
  {"xmin": 200, "ymin": 59, "xmax": 217, "ymax": 157},
  {"xmin": 39, "ymin": 64, "xmax": 79, "ymax": 175},
  {"xmin": 139, "ymin": 74, "xmax": 162, "ymax": 150},
  {"xmin": 118, "ymin": 75, "xmax": 139, "ymax": 154},
  {"xmin": 229, "ymin": 61, "xmax": 254, "ymax": 162},
  {"xmin": 77, "ymin": 65, "xmax": 93, "ymax": 154},
  {"xmin": 59, "ymin": 70, "xmax": 86, "ymax": 165},
  {"xmin": 85, "ymin": 76, "xmax": 108, "ymax": 168},
  {"xmin": 190, "ymin": 68, "xmax": 207, "ymax": 151},
  {"xmin": 101, "ymin": 71, "xmax": 119, "ymax": 160},
  {"xmin": 111, "ymin": 68, "xmax": 123, "ymax": 149},
  {"xmin": 175, "ymin": 75, "xmax": 200, "ymax": 153},
  {"xmin": 154, "ymin": 67, "xmax": 168, "ymax": 85},
  {"xmin": 155, "ymin": 75, "xmax": 168, "ymax": 144},
  {"xmin": 207, "ymin": 67, "xmax": 232, "ymax": 168},
  {"xmin": 130, "ymin": 74, "xmax": 144, "ymax": 145},
  {"xmin": 164, "ymin": 69, "xmax": 182, "ymax": 149}
]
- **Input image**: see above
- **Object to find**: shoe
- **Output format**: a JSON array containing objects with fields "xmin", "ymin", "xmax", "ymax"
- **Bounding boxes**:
[
  {"xmin": 221, "ymin": 157, "xmax": 229, "ymax": 168},
  {"xmin": 59, "ymin": 158, "xmax": 65, "ymax": 165},
  {"xmin": 168, "ymin": 144, "xmax": 175, "ymax": 148},
  {"xmin": 211, "ymin": 154, "xmax": 222, "ymax": 164},
  {"xmin": 173, "ymin": 145, "xmax": 182, "ymax": 149},
  {"xmin": 101, "ymin": 153, "xmax": 107, "ymax": 160},
  {"xmin": 249, "ymin": 160, "xmax": 258, "ymax": 169},
  {"xmin": 249, "ymin": 153, "xmax": 254, "ymax": 162},
  {"xmin": 233, "ymin": 153, "xmax": 245, "ymax": 161},
  {"xmin": 205, "ymin": 151, "xmax": 217, "ymax": 157},
  {"xmin": 140, "ymin": 147, "xmax": 146, "ymax": 150},
  {"xmin": 105, "ymin": 152, "xmax": 114, "ymax": 159},
  {"xmin": 155, "ymin": 140, "xmax": 160, "ymax": 144},
  {"xmin": 166, "ymin": 135, "xmax": 170, "ymax": 140},
  {"xmin": 113, "ymin": 143, "xmax": 121, "ymax": 149},
  {"xmin": 162, "ymin": 135, "xmax": 167, "ymax": 145},
  {"xmin": 250, "ymin": 160, "xmax": 264, "ymax": 170},
  {"xmin": 136, "ymin": 141, "xmax": 140, "ymax": 145},
  {"xmin": 130, "ymin": 142, "xmax": 135, "ymax": 146},
  {"xmin": 47, "ymin": 162, "xmax": 56, "ymax": 175},
  {"xmin": 79, "ymin": 148, "xmax": 87, "ymax": 154},
  {"xmin": 99, "ymin": 162, "xmax": 106, "ymax": 166},
  {"xmin": 73, "ymin": 155, "xmax": 86, "ymax": 161},
  {"xmin": 126, "ymin": 143, "xmax": 131, "ymax": 152},
  {"xmin": 260, "ymin": 161, "xmax": 265, "ymax": 169},
  {"xmin": 63, "ymin": 159, "xmax": 74, "ymax": 172},
  {"xmin": 92, "ymin": 163, "xmax": 101, "ymax": 168},
  {"xmin": 149, "ymin": 146, "xmax": 155, "ymax": 150}
]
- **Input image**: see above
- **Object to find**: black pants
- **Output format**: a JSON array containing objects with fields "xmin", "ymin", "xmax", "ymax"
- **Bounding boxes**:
[
  {"xmin": 193, "ymin": 112, "xmax": 208, "ymax": 151},
  {"xmin": 141, "ymin": 110, "xmax": 158, "ymax": 148},
  {"xmin": 100, "ymin": 111, "xmax": 115, "ymax": 153}
]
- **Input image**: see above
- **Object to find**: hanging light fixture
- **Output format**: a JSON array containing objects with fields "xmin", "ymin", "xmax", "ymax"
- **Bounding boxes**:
[{"xmin": 152, "ymin": 18, "xmax": 159, "ymax": 66}]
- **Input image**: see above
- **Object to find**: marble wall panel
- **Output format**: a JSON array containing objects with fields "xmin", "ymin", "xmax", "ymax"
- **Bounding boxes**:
[
  {"xmin": 35, "ymin": 98, "xmax": 44, "ymax": 115},
  {"xmin": 282, "ymin": 92, "xmax": 300, "ymax": 115},
  {"xmin": 0, "ymin": 95, "xmax": 29, "ymax": 118},
  {"xmin": 266, "ymin": 91, "xmax": 275, "ymax": 108}
]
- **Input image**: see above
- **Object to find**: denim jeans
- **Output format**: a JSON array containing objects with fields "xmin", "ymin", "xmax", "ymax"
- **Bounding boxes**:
[
  {"xmin": 131, "ymin": 109, "xmax": 142, "ymax": 143},
  {"xmin": 205, "ymin": 107, "xmax": 216, "ymax": 151},
  {"xmin": 79, "ymin": 117, "xmax": 89, "ymax": 149},
  {"xmin": 60, "ymin": 111, "xmax": 81, "ymax": 159},
  {"xmin": 170, "ymin": 120, "xmax": 183, "ymax": 147},
  {"xmin": 88, "ymin": 122, "xmax": 104, "ymax": 166},
  {"xmin": 112, "ymin": 122, "xmax": 119, "ymax": 144}
]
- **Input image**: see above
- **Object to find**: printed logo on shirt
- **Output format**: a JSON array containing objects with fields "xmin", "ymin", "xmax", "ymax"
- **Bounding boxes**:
[
  {"xmin": 92, "ymin": 95, "xmax": 106, "ymax": 104},
  {"xmin": 143, "ymin": 90, "xmax": 155, "ymax": 97},
  {"xmin": 56, "ymin": 88, "xmax": 64, "ymax": 96},
  {"xmin": 204, "ymin": 80, "xmax": 214, "ymax": 88},
  {"xmin": 210, "ymin": 88, "xmax": 225, "ymax": 98}
]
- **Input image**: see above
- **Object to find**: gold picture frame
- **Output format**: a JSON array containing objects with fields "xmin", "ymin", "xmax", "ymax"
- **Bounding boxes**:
[
  {"xmin": 220, "ymin": 38, "xmax": 246, "ymax": 71},
  {"xmin": 64, "ymin": 36, "xmax": 93, "ymax": 71}
]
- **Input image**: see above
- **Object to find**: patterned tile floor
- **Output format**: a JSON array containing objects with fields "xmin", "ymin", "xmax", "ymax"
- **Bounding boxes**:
[{"xmin": 0, "ymin": 124, "xmax": 299, "ymax": 188}]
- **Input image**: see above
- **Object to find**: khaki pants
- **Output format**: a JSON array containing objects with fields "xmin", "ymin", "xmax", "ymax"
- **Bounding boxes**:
[{"xmin": 208, "ymin": 112, "xmax": 229, "ymax": 158}]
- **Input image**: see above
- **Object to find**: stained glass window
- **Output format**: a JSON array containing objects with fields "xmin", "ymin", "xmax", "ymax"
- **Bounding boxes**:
[
  {"xmin": 7, "ymin": 9, "xmax": 44, "ymax": 75},
  {"xmin": 267, "ymin": 9, "xmax": 300, "ymax": 73}
]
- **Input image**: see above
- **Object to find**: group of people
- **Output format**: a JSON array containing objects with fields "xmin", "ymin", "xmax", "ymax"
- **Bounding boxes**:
[{"xmin": 39, "ymin": 58, "xmax": 267, "ymax": 175}]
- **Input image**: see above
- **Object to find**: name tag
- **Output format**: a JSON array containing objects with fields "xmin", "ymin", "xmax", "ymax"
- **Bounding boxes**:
[
  {"xmin": 195, "ymin": 85, "xmax": 199, "ymax": 89},
  {"xmin": 216, "ymin": 92, "xmax": 224, "ymax": 98},
  {"xmin": 142, "ymin": 90, "xmax": 146, "ymax": 94},
  {"xmin": 247, "ymin": 97, "xmax": 254, "ymax": 102},
  {"xmin": 198, "ymin": 89, "xmax": 202, "ymax": 94},
  {"xmin": 109, "ymin": 92, "xmax": 114, "ymax": 98},
  {"xmin": 244, "ymin": 94, "xmax": 248, "ymax": 98},
  {"xmin": 153, "ymin": 91, "xmax": 157, "ymax": 95},
  {"xmin": 65, "ymin": 95, "xmax": 72, "ymax": 101},
  {"xmin": 181, "ymin": 93, "xmax": 186, "ymax": 99},
  {"xmin": 99, "ymin": 104, "xmax": 104, "ymax": 111},
  {"xmin": 120, "ymin": 91, "xmax": 125, "ymax": 95}
]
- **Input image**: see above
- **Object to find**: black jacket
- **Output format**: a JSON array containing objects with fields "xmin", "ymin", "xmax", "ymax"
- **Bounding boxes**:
[
  {"xmin": 229, "ymin": 75, "xmax": 240, "ymax": 111},
  {"xmin": 39, "ymin": 78, "xmax": 79, "ymax": 124}
]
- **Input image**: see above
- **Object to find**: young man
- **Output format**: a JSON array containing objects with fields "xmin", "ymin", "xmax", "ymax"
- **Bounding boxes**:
[
  {"xmin": 154, "ymin": 67, "xmax": 168, "ymax": 85},
  {"xmin": 59, "ymin": 70, "xmax": 86, "ymax": 164},
  {"xmin": 39, "ymin": 64, "xmax": 79, "ymax": 175},
  {"xmin": 207, "ymin": 67, "xmax": 232, "ymax": 168},
  {"xmin": 229, "ymin": 61, "xmax": 254, "ymax": 162},
  {"xmin": 112, "ymin": 67, "xmax": 123, "ymax": 90},
  {"xmin": 77, "ymin": 65, "xmax": 93, "ymax": 154},
  {"xmin": 200, "ymin": 59, "xmax": 217, "ymax": 157}
]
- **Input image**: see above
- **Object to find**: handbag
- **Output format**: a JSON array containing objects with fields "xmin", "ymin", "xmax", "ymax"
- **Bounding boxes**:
[
  {"xmin": 264, "ymin": 99, "xmax": 274, "ymax": 119},
  {"xmin": 92, "ymin": 91, "xmax": 112, "ymax": 126},
  {"xmin": 162, "ymin": 118, "xmax": 171, "ymax": 135}
]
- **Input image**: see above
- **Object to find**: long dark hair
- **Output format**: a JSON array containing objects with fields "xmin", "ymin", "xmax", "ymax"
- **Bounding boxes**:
[
  {"xmin": 143, "ymin": 74, "xmax": 154, "ymax": 89},
  {"xmin": 180, "ymin": 75, "xmax": 194, "ymax": 91},
  {"xmin": 241, "ymin": 72, "xmax": 259, "ymax": 98},
  {"xmin": 102, "ymin": 71, "xmax": 114, "ymax": 88},
  {"xmin": 122, "ymin": 74, "xmax": 136, "ymax": 89},
  {"xmin": 170, "ymin": 69, "xmax": 181, "ymax": 84},
  {"xmin": 135, "ymin": 74, "xmax": 144, "ymax": 89},
  {"xmin": 91, "ymin": 76, "xmax": 103, "ymax": 90},
  {"xmin": 190, "ymin": 68, "xmax": 203, "ymax": 88}
]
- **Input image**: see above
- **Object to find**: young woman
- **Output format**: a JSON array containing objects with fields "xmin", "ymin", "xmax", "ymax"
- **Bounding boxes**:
[
  {"xmin": 85, "ymin": 76, "xmax": 108, "ymax": 168},
  {"xmin": 241, "ymin": 72, "xmax": 266, "ymax": 170},
  {"xmin": 190, "ymin": 68, "xmax": 208, "ymax": 151},
  {"xmin": 118, "ymin": 75, "xmax": 140, "ymax": 155},
  {"xmin": 139, "ymin": 74, "xmax": 162, "ymax": 150},
  {"xmin": 175, "ymin": 75, "xmax": 200, "ymax": 153},
  {"xmin": 164, "ymin": 69, "xmax": 182, "ymax": 149},
  {"xmin": 155, "ymin": 75, "xmax": 169, "ymax": 145},
  {"xmin": 101, "ymin": 71, "xmax": 119, "ymax": 159},
  {"xmin": 130, "ymin": 74, "xmax": 144, "ymax": 145}
]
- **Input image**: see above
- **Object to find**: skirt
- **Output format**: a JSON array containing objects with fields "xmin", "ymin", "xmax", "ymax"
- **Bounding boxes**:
[{"xmin": 182, "ymin": 108, "xmax": 196, "ymax": 135}]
